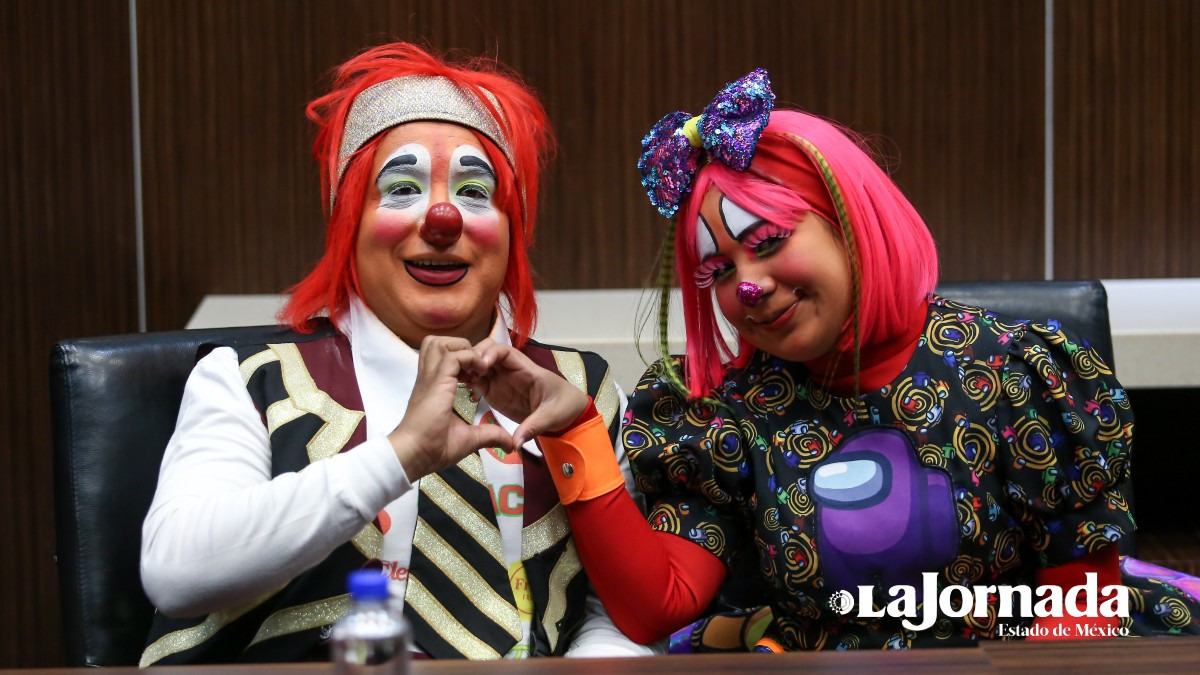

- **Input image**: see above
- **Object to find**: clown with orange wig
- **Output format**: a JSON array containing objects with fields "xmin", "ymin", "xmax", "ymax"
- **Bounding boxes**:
[
  {"xmin": 139, "ymin": 43, "xmax": 654, "ymax": 664},
  {"xmin": 478, "ymin": 69, "xmax": 1200, "ymax": 652}
]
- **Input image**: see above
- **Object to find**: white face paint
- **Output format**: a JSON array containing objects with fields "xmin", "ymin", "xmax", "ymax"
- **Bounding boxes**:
[
  {"xmin": 376, "ymin": 143, "xmax": 432, "ymax": 213},
  {"xmin": 719, "ymin": 195, "xmax": 765, "ymax": 240},
  {"xmin": 692, "ymin": 191, "xmax": 796, "ymax": 288},
  {"xmin": 356, "ymin": 122, "xmax": 511, "ymax": 349},
  {"xmin": 696, "ymin": 213, "xmax": 718, "ymax": 260},
  {"xmin": 449, "ymin": 144, "xmax": 498, "ymax": 216}
]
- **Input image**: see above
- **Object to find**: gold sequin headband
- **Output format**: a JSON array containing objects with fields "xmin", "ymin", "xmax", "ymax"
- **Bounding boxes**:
[{"xmin": 333, "ymin": 75, "xmax": 515, "ymax": 207}]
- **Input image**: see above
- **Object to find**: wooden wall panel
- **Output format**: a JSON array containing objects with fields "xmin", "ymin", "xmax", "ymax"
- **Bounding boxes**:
[
  {"xmin": 524, "ymin": 0, "xmax": 1047, "ymax": 286},
  {"xmin": 136, "ymin": 0, "xmax": 325, "ymax": 331},
  {"xmin": 0, "ymin": 0, "xmax": 137, "ymax": 667},
  {"xmin": 137, "ymin": 0, "xmax": 1045, "ymax": 332},
  {"xmin": 1055, "ymin": 0, "xmax": 1200, "ymax": 278}
]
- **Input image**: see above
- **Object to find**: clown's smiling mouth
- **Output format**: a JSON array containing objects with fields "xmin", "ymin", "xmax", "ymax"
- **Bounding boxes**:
[{"xmin": 404, "ymin": 260, "xmax": 469, "ymax": 287}]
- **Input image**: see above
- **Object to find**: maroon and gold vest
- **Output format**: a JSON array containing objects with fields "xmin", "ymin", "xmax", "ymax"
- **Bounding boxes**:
[{"xmin": 142, "ymin": 321, "xmax": 623, "ymax": 664}]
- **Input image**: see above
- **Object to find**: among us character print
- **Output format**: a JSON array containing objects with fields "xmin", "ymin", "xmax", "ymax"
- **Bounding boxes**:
[{"xmin": 811, "ymin": 427, "xmax": 956, "ymax": 593}]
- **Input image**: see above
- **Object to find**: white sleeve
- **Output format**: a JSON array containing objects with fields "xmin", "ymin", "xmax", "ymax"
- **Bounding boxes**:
[
  {"xmin": 610, "ymin": 383, "xmax": 645, "ymax": 513},
  {"xmin": 140, "ymin": 346, "xmax": 411, "ymax": 617},
  {"xmin": 565, "ymin": 383, "xmax": 664, "ymax": 657},
  {"xmin": 565, "ymin": 591, "xmax": 666, "ymax": 657}
]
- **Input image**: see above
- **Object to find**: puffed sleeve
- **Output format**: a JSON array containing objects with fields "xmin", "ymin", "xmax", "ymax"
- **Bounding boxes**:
[
  {"xmin": 996, "ymin": 320, "xmax": 1135, "ymax": 567},
  {"xmin": 621, "ymin": 358, "xmax": 752, "ymax": 566}
]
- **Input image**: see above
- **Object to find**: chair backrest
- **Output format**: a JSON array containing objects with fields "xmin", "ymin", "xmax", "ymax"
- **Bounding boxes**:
[
  {"xmin": 49, "ymin": 324, "xmax": 286, "ymax": 667},
  {"xmin": 935, "ymin": 279, "xmax": 1115, "ymax": 369}
]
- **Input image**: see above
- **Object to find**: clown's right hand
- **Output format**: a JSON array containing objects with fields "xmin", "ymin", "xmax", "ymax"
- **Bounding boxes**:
[{"xmin": 388, "ymin": 335, "xmax": 514, "ymax": 481}]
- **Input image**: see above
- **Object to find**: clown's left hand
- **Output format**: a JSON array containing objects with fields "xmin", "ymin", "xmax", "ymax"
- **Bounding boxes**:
[{"xmin": 472, "ymin": 339, "xmax": 590, "ymax": 450}]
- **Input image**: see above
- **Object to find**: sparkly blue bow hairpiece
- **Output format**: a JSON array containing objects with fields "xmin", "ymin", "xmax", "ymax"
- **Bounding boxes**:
[{"xmin": 637, "ymin": 68, "xmax": 775, "ymax": 218}]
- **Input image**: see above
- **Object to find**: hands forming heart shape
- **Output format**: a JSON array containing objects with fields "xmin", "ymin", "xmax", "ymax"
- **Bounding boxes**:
[{"xmin": 386, "ymin": 335, "xmax": 590, "ymax": 482}]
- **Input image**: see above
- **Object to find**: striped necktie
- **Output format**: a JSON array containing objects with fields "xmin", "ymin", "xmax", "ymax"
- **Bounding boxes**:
[{"xmin": 403, "ymin": 386, "xmax": 522, "ymax": 659}]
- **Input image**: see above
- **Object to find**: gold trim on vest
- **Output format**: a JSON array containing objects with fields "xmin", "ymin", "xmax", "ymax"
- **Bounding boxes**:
[
  {"xmin": 412, "ymin": 518, "xmax": 522, "ymax": 638},
  {"xmin": 541, "ymin": 539, "xmax": 583, "ymax": 652},
  {"xmin": 271, "ymin": 343, "xmax": 365, "ymax": 463},
  {"xmin": 594, "ymin": 368, "xmax": 620, "ymax": 429},
  {"xmin": 260, "ymin": 342, "xmax": 380, "ymax": 558},
  {"xmin": 405, "ymin": 577, "xmax": 504, "ymax": 659},
  {"xmin": 551, "ymin": 351, "xmax": 587, "ymax": 398},
  {"xmin": 248, "ymin": 593, "xmax": 353, "ymax": 648},
  {"xmin": 351, "ymin": 521, "xmax": 384, "ymax": 560},
  {"xmin": 454, "ymin": 383, "xmax": 479, "ymax": 424},
  {"xmin": 417, "ymin": 471, "xmax": 505, "ymax": 565},
  {"xmin": 264, "ymin": 398, "xmax": 306, "ymax": 437},
  {"xmin": 521, "ymin": 504, "xmax": 571, "ymax": 560},
  {"xmin": 239, "ymin": 348, "xmax": 279, "ymax": 384},
  {"xmin": 458, "ymin": 451, "xmax": 490, "ymax": 486},
  {"xmin": 140, "ymin": 587, "xmax": 281, "ymax": 667}
]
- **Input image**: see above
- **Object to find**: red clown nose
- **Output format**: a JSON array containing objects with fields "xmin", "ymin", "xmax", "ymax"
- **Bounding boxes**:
[{"xmin": 420, "ymin": 202, "xmax": 463, "ymax": 247}]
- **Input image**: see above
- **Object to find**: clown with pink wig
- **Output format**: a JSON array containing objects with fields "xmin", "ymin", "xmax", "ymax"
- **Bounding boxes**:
[{"xmin": 488, "ymin": 69, "xmax": 1200, "ymax": 652}]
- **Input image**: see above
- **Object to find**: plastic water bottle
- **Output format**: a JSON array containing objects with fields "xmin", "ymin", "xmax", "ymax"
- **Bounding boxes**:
[{"xmin": 331, "ymin": 570, "xmax": 410, "ymax": 674}]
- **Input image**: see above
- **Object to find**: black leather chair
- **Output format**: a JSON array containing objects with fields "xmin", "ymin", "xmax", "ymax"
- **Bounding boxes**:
[
  {"xmin": 935, "ymin": 279, "xmax": 1116, "ymax": 369},
  {"xmin": 50, "ymin": 324, "xmax": 286, "ymax": 667},
  {"xmin": 46, "ymin": 280, "xmax": 1119, "ymax": 666}
]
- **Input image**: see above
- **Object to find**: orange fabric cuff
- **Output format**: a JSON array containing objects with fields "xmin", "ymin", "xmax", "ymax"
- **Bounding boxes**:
[{"xmin": 537, "ymin": 412, "xmax": 624, "ymax": 505}]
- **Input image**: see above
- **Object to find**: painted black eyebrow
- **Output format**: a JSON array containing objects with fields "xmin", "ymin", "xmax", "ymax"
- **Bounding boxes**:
[
  {"xmin": 378, "ymin": 154, "xmax": 418, "ymax": 177},
  {"xmin": 459, "ymin": 155, "xmax": 496, "ymax": 180},
  {"xmin": 719, "ymin": 196, "xmax": 767, "ymax": 243},
  {"xmin": 697, "ymin": 215, "xmax": 720, "ymax": 261}
]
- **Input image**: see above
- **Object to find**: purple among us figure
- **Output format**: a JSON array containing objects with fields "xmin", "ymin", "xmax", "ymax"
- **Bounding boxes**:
[{"xmin": 811, "ymin": 427, "xmax": 957, "ymax": 592}]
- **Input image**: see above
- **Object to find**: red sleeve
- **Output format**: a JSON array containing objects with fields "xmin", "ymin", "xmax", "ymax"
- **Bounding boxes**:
[
  {"xmin": 548, "ymin": 399, "xmax": 599, "ymax": 435},
  {"xmin": 565, "ymin": 487, "xmax": 727, "ymax": 644},
  {"xmin": 1026, "ymin": 543, "xmax": 1120, "ymax": 640}
]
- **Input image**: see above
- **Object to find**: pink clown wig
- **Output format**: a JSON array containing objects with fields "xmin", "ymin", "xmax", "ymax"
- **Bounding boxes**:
[{"xmin": 673, "ymin": 109, "xmax": 939, "ymax": 396}]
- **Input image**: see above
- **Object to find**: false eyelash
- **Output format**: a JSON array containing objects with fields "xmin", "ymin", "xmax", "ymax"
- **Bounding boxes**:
[
  {"xmin": 743, "ymin": 222, "xmax": 794, "ymax": 249},
  {"xmin": 694, "ymin": 258, "xmax": 732, "ymax": 288}
]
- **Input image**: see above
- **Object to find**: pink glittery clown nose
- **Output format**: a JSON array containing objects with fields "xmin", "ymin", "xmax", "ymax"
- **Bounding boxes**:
[
  {"xmin": 737, "ymin": 282, "xmax": 764, "ymax": 307},
  {"xmin": 420, "ymin": 202, "xmax": 464, "ymax": 247}
]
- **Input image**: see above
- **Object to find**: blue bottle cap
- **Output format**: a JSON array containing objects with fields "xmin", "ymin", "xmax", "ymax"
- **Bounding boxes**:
[{"xmin": 347, "ymin": 570, "xmax": 390, "ymax": 601}]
